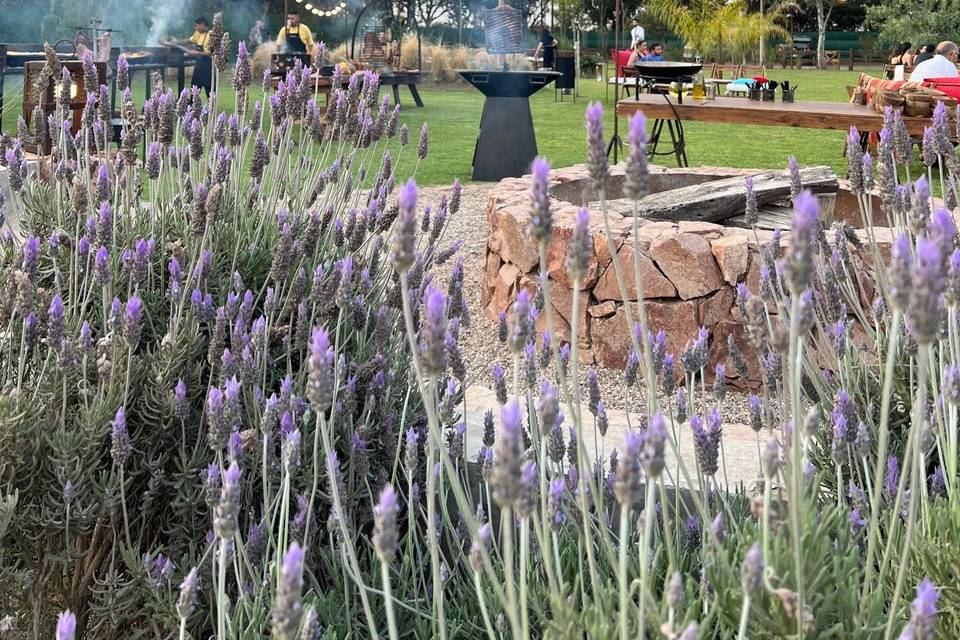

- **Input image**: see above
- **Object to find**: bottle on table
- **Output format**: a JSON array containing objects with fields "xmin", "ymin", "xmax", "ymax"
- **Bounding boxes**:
[{"xmin": 692, "ymin": 69, "xmax": 706, "ymax": 100}]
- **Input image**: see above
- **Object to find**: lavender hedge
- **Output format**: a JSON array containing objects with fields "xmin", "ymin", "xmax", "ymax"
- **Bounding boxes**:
[{"xmin": 0, "ymin": 15, "xmax": 958, "ymax": 639}]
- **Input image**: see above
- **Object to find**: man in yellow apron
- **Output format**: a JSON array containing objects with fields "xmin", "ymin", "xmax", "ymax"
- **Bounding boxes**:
[
  {"xmin": 185, "ymin": 17, "xmax": 214, "ymax": 96},
  {"xmin": 276, "ymin": 11, "xmax": 315, "ymax": 55}
]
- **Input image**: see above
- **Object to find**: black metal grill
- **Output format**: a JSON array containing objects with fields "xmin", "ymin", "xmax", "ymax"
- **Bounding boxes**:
[{"xmin": 459, "ymin": 70, "xmax": 560, "ymax": 181}]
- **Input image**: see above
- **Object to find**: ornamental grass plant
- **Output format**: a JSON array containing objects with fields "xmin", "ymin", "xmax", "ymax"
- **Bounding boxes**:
[{"xmin": 0, "ymin": 13, "xmax": 959, "ymax": 639}]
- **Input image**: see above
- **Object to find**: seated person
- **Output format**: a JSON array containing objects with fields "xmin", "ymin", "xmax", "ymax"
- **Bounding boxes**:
[
  {"xmin": 890, "ymin": 42, "xmax": 914, "ymax": 66},
  {"xmin": 913, "ymin": 43, "xmax": 936, "ymax": 65},
  {"xmin": 909, "ymin": 41, "xmax": 960, "ymax": 83},
  {"xmin": 641, "ymin": 43, "xmax": 664, "ymax": 61},
  {"xmin": 276, "ymin": 10, "xmax": 315, "ymax": 55},
  {"xmin": 626, "ymin": 42, "xmax": 648, "ymax": 67}
]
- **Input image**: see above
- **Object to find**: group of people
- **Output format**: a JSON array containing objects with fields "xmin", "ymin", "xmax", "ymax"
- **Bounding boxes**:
[
  {"xmin": 889, "ymin": 41, "xmax": 960, "ymax": 83},
  {"xmin": 628, "ymin": 18, "xmax": 664, "ymax": 64},
  {"xmin": 171, "ymin": 11, "xmax": 318, "ymax": 96}
]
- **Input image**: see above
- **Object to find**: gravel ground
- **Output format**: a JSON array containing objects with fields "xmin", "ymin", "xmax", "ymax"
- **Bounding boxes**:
[{"xmin": 421, "ymin": 183, "xmax": 755, "ymax": 427}]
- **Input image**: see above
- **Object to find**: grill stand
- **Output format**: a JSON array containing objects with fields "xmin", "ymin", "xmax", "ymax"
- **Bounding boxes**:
[{"xmin": 472, "ymin": 96, "xmax": 538, "ymax": 181}]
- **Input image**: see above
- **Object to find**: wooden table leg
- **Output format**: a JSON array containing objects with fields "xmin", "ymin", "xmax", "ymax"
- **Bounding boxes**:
[{"xmin": 408, "ymin": 82, "xmax": 424, "ymax": 107}]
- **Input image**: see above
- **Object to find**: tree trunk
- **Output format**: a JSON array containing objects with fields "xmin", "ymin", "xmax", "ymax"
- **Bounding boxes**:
[
  {"xmin": 759, "ymin": 0, "xmax": 766, "ymax": 66},
  {"xmin": 816, "ymin": 0, "xmax": 827, "ymax": 70}
]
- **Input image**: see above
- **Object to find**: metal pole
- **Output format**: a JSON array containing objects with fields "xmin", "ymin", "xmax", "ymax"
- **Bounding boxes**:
[{"xmin": 611, "ymin": 0, "xmax": 620, "ymax": 163}]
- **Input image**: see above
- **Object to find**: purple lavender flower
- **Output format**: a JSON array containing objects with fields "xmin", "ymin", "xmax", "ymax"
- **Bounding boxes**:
[
  {"xmin": 529, "ymin": 157, "xmax": 553, "ymax": 242},
  {"xmin": 272, "ymin": 543, "xmax": 305, "ymax": 639},
  {"xmin": 741, "ymin": 543, "xmax": 764, "ymax": 593},
  {"xmin": 785, "ymin": 191, "xmax": 820, "ymax": 293},
  {"xmin": 176, "ymin": 567, "xmax": 200, "ymax": 620},
  {"xmin": 124, "ymin": 296, "xmax": 142, "ymax": 349},
  {"xmin": 642, "ymin": 413, "xmax": 667, "ymax": 478},
  {"xmin": 787, "ymin": 155, "xmax": 803, "ymax": 200},
  {"xmin": 624, "ymin": 111, "xmax": 649, "ymax": 199},
  {"xmin": 744, "ymin": 176, "xmax": 759, "ymax": 226},
  {"xmin": 888, "ymin": 233, "xmax": 913, "ymax": 312},
  {"xmin": 508, "ymin": 289, "xmax": 534, "ymax": 354},
  {"xmin": 762, "ymin": 436, "xmax": 781, "ymax": 480},
  {"xmin": 690, "ymin": 412, "xmax": 721, "ymax": 477},
  {"xmin": 417, "ymin": 123, "xmax": 429, "ymax": 160},
  {"xmin": 214, "ymin": 462, "xmax": 242, "ymax": 540},
  {"xmin": 584, "ymin": 101, "xmax": 608, "ymax": 190},
  {"xmin": 492, "ymin": 399, "xmax": 525, "ymax": 508},
  {"xmin": 391, "ymin": 179, "xmax": 418, "ymax": 273},
  {"xmin": 373, "ymin": 484, "xmax": 400, "ymax": 563},
  {"xmin": 117, "ymin": 55, "xmax": 129, "ymax": 91},
  {"xmin": 885, "ymin": 456, "xmax": 900, "ymax": 502},
  {"xmin": 847, "ymin": 127, "xmax": 864, "ymax": 193},
  {"xmin": 307, "ymin": 329, "xmax": 334, "ymax": 411},
  {"xmin": 929, "ymin": 467, "xmax": 946, "ymax": 498},
  {"xmin": 419, "ymin": 286, "xmax": 448, "ymax": 375},
  {"xmin": 110, "ymin": 406, "xmax": 131, "ymax": 466},
  {"xmin": 899, "ymin": 578, "xmax": 939, "ymax": 640},
  {"xmin": 56, "ymin": 610, "xmax": 77, "ymax": 640},
  {"xmin": 47, "ymin": 295, "xmax": 64, "ymax": 347},
  {"xmin": 909, "ymin": 237, "xmax": 944, "ymax": 344}
]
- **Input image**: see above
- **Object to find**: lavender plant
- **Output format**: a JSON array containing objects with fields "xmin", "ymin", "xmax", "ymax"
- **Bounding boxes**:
[{"xmin": 0, "ymin": 26, "xmax": 957, "ymax": 638}]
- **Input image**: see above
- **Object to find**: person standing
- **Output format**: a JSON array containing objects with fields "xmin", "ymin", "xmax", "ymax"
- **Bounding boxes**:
[
  {"xmin": 534, "ymin": 27, "xmax": 558, "ymax": 69},
  {"xmin": 629, "ymin": 18, "xmax": 645, "ymax": 50},
  {"xmin": 185, "ymin": 17, "xmax": 213, "ymax": 97},
  {"xmin": 276, "ymin": 11, "xmax": 315, "ymax": 55}
]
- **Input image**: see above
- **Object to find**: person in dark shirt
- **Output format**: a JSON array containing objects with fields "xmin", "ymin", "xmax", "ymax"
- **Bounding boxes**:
[
  {"xmin": 913, "ymin": 44, "xmax": 936, "ymax": 65},
  {"xmin": 535, "ymin": 27, "xmax": 558, "ymax": 69}
]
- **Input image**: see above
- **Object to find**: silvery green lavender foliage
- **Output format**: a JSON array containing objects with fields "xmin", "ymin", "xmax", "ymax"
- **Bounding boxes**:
[
  {"xmin": 1, "ymin": 54, "xmax": 958, "ymax": 639},
  {"xmin": 0, "ymin": 33, "xmax": 465, "ymax": 638}
]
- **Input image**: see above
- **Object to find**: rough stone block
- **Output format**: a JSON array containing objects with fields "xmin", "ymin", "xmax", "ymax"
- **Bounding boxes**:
[{"xmin": 649, "ymin": 232, "xmax": 724, "ymax": 300}]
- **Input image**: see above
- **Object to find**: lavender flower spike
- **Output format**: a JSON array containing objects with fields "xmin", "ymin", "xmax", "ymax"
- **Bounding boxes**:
[
  {"xmin": 56, "ymin": 610, "xmax": 77, "ymax": 640},
  {"xmin": 585, "ymin": 102, "xmax": 609, "ymax": 190},
  {"xmin": 124, "ymin": 296, "xmax": 143, "ymax": 349},
  {"xmin": 567, "ymin": 208, "xmax": 592, "ymax": 280},
  {"xmin": 529, "ymin": 157, "xmax": 553, "ymax": 242},
  {"xmin": 898, "ymin": 578, "xmax": 938, "ymax": 640},
  {"xmin": 272, "ymin": 543, "xmax": 306, "ymax": 640},
  {"xmin": 419, "ymin": 286, "xmax": 448, "ymax": 375},
  {"xmin": 785, "ymin": 191, "xmax": 819, "ymax": 294},
  {"xmin": 491, "ymin": 399, "xmax": 525, "ymax": 508},
  {"xmin": 307, "ymin": 328, "xmax": 334, "ymax": 411},
  {"xmin": 909, "ymin": 237, "xmax": 945, "ymax": 344},
  {"xmin": 417, "ymin": 123, "xmax": 429, "ymax": 160},
  {"xmin": 624, "ymin": 111, "xmax": 649, "ymax": 199},
  {"xmin": 391, "ymin": 179, "xmax": 418, "ymax": 273},
  {"xmin": 373, "ymin": 484, "xmax": 400, "ymax": 563},
  {"xmin": 744, "ymin": 176, "xmax": 758, "ymax": 227},
  {"xmin": 176, "ymin": 567, "xmax": 200, "ymax": 619},
  {"xmin": 741, "ymin": 543, "xmax": 764, "ymax": 593}
]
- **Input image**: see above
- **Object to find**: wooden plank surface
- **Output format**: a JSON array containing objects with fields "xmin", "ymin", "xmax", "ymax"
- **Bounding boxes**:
[{"xmin": 616, "ymin": 94, "xmax": 939, "ymax": 136}]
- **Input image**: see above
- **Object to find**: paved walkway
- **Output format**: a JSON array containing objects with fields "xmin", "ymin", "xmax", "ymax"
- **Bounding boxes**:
[{"xmin": 463, "ymin": 384, "xmax": 766, "ymax": 492}]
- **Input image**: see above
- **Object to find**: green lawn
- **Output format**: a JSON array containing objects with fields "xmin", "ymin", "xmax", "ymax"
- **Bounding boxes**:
[{"xmin": 0, "ymin": 66, "xmax": 878, "ymax": 187}]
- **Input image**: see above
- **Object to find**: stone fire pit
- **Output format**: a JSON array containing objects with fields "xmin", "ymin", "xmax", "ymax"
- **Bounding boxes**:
[{"xmin": 481, "ymin": 163, "xmax": 892, "ymax": 388}]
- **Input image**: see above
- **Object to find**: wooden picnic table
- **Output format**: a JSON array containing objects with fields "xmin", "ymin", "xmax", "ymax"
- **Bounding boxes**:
[
  {"xmin": 615, "ymin": 93, "xmax": 944, "ymax": 166},
  {"xmin": 617, "ymin": 94, "xmax": 938, "ymax": 135}
]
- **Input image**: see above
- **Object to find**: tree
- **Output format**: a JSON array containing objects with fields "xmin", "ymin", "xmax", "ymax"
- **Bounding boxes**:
[
  {"xmin": 807, "ymin": 0, "xmax": 840, "ymax": 70},
  {"xmin": 647, "ymin": 0, "xmax": 788, "ymax": 64},
  {"xmin": 865, "ymin": 0, "xmax": 960, "ymax": 48}
]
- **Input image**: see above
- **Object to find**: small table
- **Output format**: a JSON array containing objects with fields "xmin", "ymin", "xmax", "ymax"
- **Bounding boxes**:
[{"xmin": 380, "ymin": 71, "xmax": 424, "ymax": 108}]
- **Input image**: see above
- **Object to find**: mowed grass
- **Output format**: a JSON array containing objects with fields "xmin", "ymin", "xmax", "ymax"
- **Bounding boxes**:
[{"xmin": 0, "ymin": 65, "xmax": 880, "ymax": 187}]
